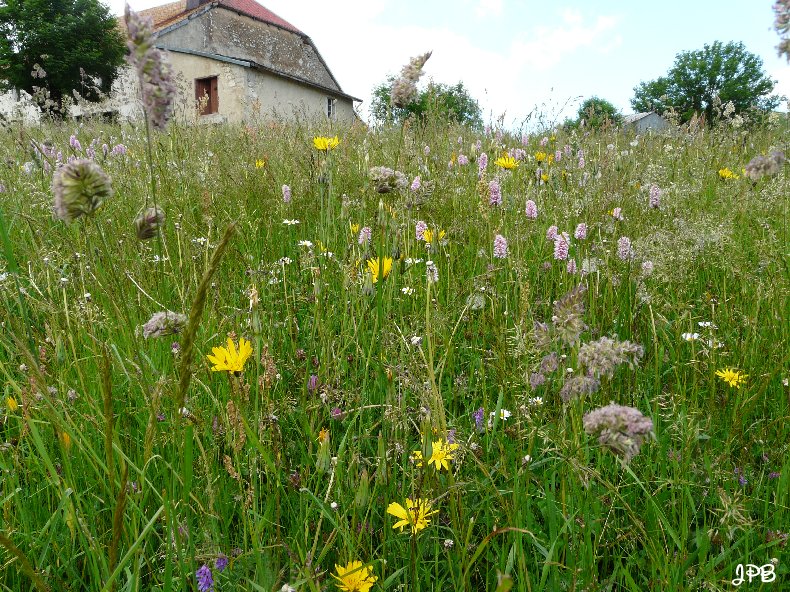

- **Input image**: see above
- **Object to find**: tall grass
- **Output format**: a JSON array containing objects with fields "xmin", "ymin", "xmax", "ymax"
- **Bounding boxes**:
[{"xmin": 0, "ymin": 112, "xmax": 788, "ymax": 591}]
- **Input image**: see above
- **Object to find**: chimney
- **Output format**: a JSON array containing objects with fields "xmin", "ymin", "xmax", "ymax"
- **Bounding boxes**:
[{"xmin": 186, "ymin": 0, "xmax": 211, "ymax": 10}]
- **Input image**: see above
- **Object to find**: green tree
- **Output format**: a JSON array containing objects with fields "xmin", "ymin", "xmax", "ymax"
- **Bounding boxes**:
[
  {"xmin": 575, "ymin": 96, "xmax": 622, "ymax": 129},
  {"xmin": 0, "ymin": 0, "xmax": 126, "ymax": 114},
  {"xmin": 370, "ymin": 78, "xmax": 483, "ymax": 128},
  {"xmin": 631, "ymin": 41, "xmax": 780, "ymax": 122}
]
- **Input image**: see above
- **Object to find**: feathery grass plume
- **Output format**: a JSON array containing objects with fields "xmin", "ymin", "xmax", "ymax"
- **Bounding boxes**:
[
  {"xmin": 551, "ymin": 283, "xmax": 587, "ymax": 345},
  {"xmin": 52, "ymin": 159, "xmax": 113, "ymax": 222},
  {"xmin": 390, "ymin": 51, "xmax": 432, "ymax": 108},
  {"xmin": 578, "ymin": 336, "xmax": 644, "ymax": 378},
  {"xmin": 176, "ymin": 224, "xmax": 236, "ymax": 410},
  {"xmin": 134, "ymin": 206, "xmax": 165, "ymax": 240},
  {"xmin": 369, "ymin": 166, "xmax": 407, "ymax": 193},
  {"xmin": 142, "ymin": 310, "xmax": 187, "ymax": 338},
  {"xmin": 0, "ymin": 532, "xmax": 51, "ymax": 592},
  {"xmin": 559, "ymin": 374, "xmax": 600, "ymax": 402},
  {"xmin": 583, "ymin": 403, "xmax": 654, "ymax": 463},
  {"xmin": 775, "ymin": 0, "xmax": 790, "ymax": 61},
  {"xmin": 744, "ymin": 150, "xmax": 786, "ymax": 180},
  {"xmin": 124, "ymin": 4, "xmax": 177, "ymax": 130}
]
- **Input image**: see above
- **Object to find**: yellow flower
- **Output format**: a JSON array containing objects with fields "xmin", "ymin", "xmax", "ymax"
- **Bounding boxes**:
[
  {"xmin": 386, "ymin": 498, "xmax": 437, "ymax": 534},
  {"xmin": 718, "ymin": 167, "xmax": 739, "ymax": 180},
  {"xmin": 534, "ymin": 151, "xmax": 547, "ymax": 162},
  {"xmin": 494, "ymin": 154, "xmax": 518, "ymax": 170},
  {"xmin": 366, "ymin": 257, "xmax": 392, "ymax": 283},
  {"xmin": 332, "ymin": 560, "xmax": 377, "ymax": 592},
  {"xmin": 255, "ymin": 159, "xmax": 266, "ymax": 169},
  {"xmin": 6, "ymin": 396, "xmax": 19, "ymax": 412},
  {"xmin": 410, "ymin": 449, "xmax": 424, "ymax": 466},
  {"xmin": 540, "ymin": 173, "xmax": 549, "ymax": 182},
  {"xmin": 715, "ymin": 367, "xmax": 748, "ymax": 389},
  {"xmin": 61, "ymin": 431, "xmax": 72, "ymax": 451},
  {"xmin": 207, "ymin": 337, "xmax": 253, "ymax": 373},
  {"xmin": 422, "ymin": 228, "xmax": 446, "ymax": 244},
  {"xmin": 313, "ymin": 135, "xmax": 340, "ymax": 151},
  {"xmin": 350, "ymin": 222, "xmax": 360, "ymax": 234},
  {"xmin": 318, "ymin": 427, "xmax": 330, "ymax": 443},
  {"xmin": 426, "ymin": 439, "xmax": 459, "ymax": 471}
]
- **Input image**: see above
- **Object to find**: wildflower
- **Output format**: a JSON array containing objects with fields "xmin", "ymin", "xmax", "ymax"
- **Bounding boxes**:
[
  {"xmin": 546, "ymin": 225, "xmax": 558, "ymax": 241},
  {"xmin": 488, "ymin": 179, "xmax": 502, "ymax": 206},
  {"xmin": 682, "ymin": 332, "xmax": 700, "ymax": 341},
  {"xmin": 196, "ymin": 564, "xmax": 214, "ymax": 592},
  {"xmin": 574, "ymin": 223, "xmax": 587, "ymax": 240},
  {"xmin": 649, "ymin": 184, "xmax": 661, "ymax": 209},
  {"xmin": 478, "ymin": 152, "xmax": 488, "ymax": 174},
  {"xmin": 425, "ymin": 439, "xmax": 459, "ymax": 471},
  {"xmin": 473, "ymin": 407, "xmax": 485, "ymax": 432},
  {"xmin": 415, "ymin": 220, "xmax": 428, "ymax": 241},
  {"xmin": 390, "ymin": 51, "xmax": 431, "ymax": 108},
  {"xmin": 350, "ymin": 222, "xmax": 360, "ymax": 235},
  {"xmin": 313, "ymin": 136, "xmax": 340, "ymax": 151},
  {"xmin": 366, "ymin": 257, "xmax": 393, "ymax": 283},
  {"xmin": 529, "ymin": 372, "xmax": 546, "ymax": 389},
  {"xmin": 444, "ymin": 539, "xmax": 454, "ymax": 549},
  {"xmin": 553, "ymin": 233, "xmax": 570, "ymax": 261},
  {"xmin": 535, "ymin": 151, "xmax": 547, "ymax": 162},
  {"xmin": 457, "ymin": 154, "xmax": 469, "ymax": 166},
  {"xmin": 488, "ymin": 408, "xmax": 511, "ymax": 428},
  {"xmin": 358, "ymin": 226, "xmax": 372, "ymax": 245},
  {"xmin": 255, "ymin": 159, "xmax": 265, "ymax": 169},
  {"xmin": 6, "ymin": 396, "xmax": 18, "ymax": 412},
  {"xmin": 550, "ymin": 284, "xmax": 588, "ymax": 346},
  {"xmin": 60, "ymin": 431, "xmax": 72, "ymax": 451},
  {"xmin": 410, "ymin": 176, "xmax": 421, "ymax": 191},
  {"xmin": 583, "ymin": 403, "xmax": 654, "ymax": 463},
  {"xmin": 566, "ymin": 259, "xmax": 577, "ymax": 274},
  {"xmin": 369, "ymin": 166, "xmax": 407, "ymax": 193},
  {"xmin": 610, "ymin": 207, "xmax": 623, "ymax": 221},
  {"xmin": 332, "ymin": 560, "xmax": 377, "ymax": 592},
  {"xmin": 142, "ymin": 310, "xmax": 187, "ymax": 339},
  {"xmin": 52, "ymin": 159, "xmax": 113, "ymax": 223},
  {"xmin": 641, "ymin": 260, "xmax": 654, "ymax": 276},
  {"xmin": 493, "ymin": 234, "xmax": 508, "ymax": 259},
  {"xmin": 718, "ymin": 167, "xmax": 739, "ymax": 180},
  {"xmin": 422, "ymin": 228, "xmax": 445, "ymax": 245},
  {"xmin": 744, "ymin": 150, "xmax": 786, "ymax": 180},
  {"xmin": 125, "ymin": 5, "xmax": 177, "ymax": 130},
  {"xmin": 578, "ymin": 156, "xmax": 585, "ymax": 168},
  {"xmin": 386, "ymin": 498, "xmax": 437, "ymax": 534},
  {"xmin": 525, "ymin": 199, "xmax": 538, "ymax": 220},
  {"xmin": 282, "ymin": 184, "xmax": 291, "ymax": 203},
  {"xmin": 494, "ymin": 154, "xmax": 518, "ymax": 169},
  {"xmin": 134, "ymin": 206, "xmax": 165, "ymax": 240},
  {"xmin": 298, "ymin": 240, "xmax": 313, "ymax": 248},
  {"xmin": 401, "ymin": 286, "xmax": 414, "ymax": 295},
  {"xmin": 426, "ymin": 260, "xmax": 439, "ymax": 284},
  {"xmin": 715, "ymin": 367, "xmax": 748, "ymax": 389},
  {"xmin": 207, "ymin": 337, "xmax": 253, "ymax": 373},
  {"xmin": 215, "ymin": 555, "xmax": 228, "ymax": 573},
  {"xmin": 308, "ymin": 375, "xmax": 319, "ymax": 393},
  {"xmin": 283, "ymin": 219, "xmax": 300, "ymax": 225},
  {"xmin": 617, "ymin": 236, "xmax": 633, "ymax": 261}
]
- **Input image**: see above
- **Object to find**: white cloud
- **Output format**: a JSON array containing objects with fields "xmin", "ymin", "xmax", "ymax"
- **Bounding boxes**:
[{"xmin": 475, "ymin": 0, "xmax": 504, "ymax": 18}]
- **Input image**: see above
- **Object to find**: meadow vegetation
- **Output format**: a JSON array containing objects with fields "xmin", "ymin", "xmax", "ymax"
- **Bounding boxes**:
[{"xmin": 0, "ymin": 109, "xmax": 788, "ymax": 591}]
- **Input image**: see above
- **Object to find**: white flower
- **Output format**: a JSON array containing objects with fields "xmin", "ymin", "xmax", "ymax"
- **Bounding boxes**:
[
  {"xmin": 330, "ymin": 501, "xmax": 339, "ymax": 510},
  {"xmin": 698, "ymin": 321, "xmax": 715, "ymax": 328},
  {"xmin": 410, "ymin": 335, "xmax": 422, "ymax": 347},
  {"xmin": 527, "ymin": 396, "xmax": 543, "ymax": 406},
  {"xmin": 522, "ymin": 454, "xmax": 532, "ymax": 464},
  {"xmin": 401, "ymin": 286, "xmax": 414, "ymax": 295},
  {"xmin": 283, "ymin": 219, "xmax": 300, "ymax": 226},
  {"xmin": 278, "ymin": 257, "xmax": 293, "ymax": 265},
  {"xmin": 298, "ymin": 240, "xmax": 313, "ymax": 248},
  {"xmin": 682, "ymin": 332, "xmax": 700, "ymax": 341},
  {"xmin": 443, "ymin": 539, "xmax": 454, "ymax": 549}
]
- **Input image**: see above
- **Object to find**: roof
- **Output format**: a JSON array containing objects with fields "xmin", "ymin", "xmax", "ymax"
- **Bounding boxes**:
[
  {"xmin": 138, "ymin": 0, "xmax": 302, "ymax": 34},
  {"xmin": 623, "ymin": 112, "xmax": 660, "ymax": 124}
]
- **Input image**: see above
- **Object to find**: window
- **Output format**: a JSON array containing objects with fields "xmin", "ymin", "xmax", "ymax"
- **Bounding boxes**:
[
  {"xmin": 327, "ymin": 96, "xmax": 336, "ymax": 118},
  {"xmin": 195, "ymin": 76, "xmax": 218, "ymax": 115}
]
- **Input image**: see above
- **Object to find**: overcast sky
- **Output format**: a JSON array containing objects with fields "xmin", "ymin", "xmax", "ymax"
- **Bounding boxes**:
[{"xmin": 114, "ymin": 0, "xmax": 790, "ymax": 128}]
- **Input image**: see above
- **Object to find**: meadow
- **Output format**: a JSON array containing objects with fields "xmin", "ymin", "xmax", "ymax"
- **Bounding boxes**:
[{"xmin": 0, "ymin": 110, "xmax": 788, "ymax": 592}]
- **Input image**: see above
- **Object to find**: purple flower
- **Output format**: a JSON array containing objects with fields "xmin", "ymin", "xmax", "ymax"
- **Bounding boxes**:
[
  {"xmin": 641, "ymin": 260, "xmax": 654, "ymax": 276},
  {"xmin": 574, "ymin": 223, "xmax": 587, "ymax": 240},
  {"xmin": 410, "ymin": 176, "xmax": 421, "ymax": 191},
  {"xmin": 478, "ymin": 152, "xmax": 488, "ymax": 174},
  {"xmin": 554, "ymin": 150, "xmax": 562, "ymax": 162},
  {"xmin": 649, "ymin": 184, "xmax": 661, "ymax": 209},
  {"xmin": 521, "ymin": 134, "xmax": 529, "ymax": 146},
  {"xmin": 308, "ymin": 374, "xmax": 319, "ymax": 392},
  {"xmin": 578, "ymin": 157, "xmax": 585, "ymax": 169},
  {"xmin": 566, "ymin": 259, "xmax": 577, "ymax": 274},
  {"xmin": 358, "ymin": 226, "xmax": 372, "ymax": 245},
  {"xmin": 416, "ymin": 220, "xmax": 428, "ymax": 241},
  {"xmin": 564, "ymin": 144, "xmax": 572, "ymax": 156},
  {"xmin": 525, "ymin": 199, "xmax": 538, "ymax": 220},
  {"xmin": 473, "ymin": 407, "xmax": 485, "ymax": 432},
  {"xmin": 70, "ymin": 135, "xmax": 81, "ymax": 151},
  {"xmin": 282, "ymin": 184, "xmax": 291, "ymax": 203},
  {"xmin": 447, "ymin": 429, "xmax": 456, "ymax": 444},
  {"xmin": 493, "ymin": 234, "xmax": 508, "ymax": 259},
  {"xmin": 196, "ymin": 565, "xmax": 213, "ymax": 592},
  {"xmin": 102, "ymin": 143, "xmax": 109, "ymax": 157},
  {"xmin": 457, "ymin": 153, "xmax": 469, "ymax": 166},
  {"xmin": 423, "ymin": 145, "xmax": 430, "ymax": 156},
  {"xmin": 111, "ymin": 144, "xmax": 127, "ymax": 156},
  {"xmin": 611, "ymin": 207, "xmax": 623, "ymax": 221},
  {"xmin": 540, "ymin": 136, "xmax": 549, "ymax": 147},
  {"xmin": 215, "ymin": 555, "xmax": 229, "ymax": 572},
  {"xmin": 488, "ymin": 179, "xmax": 501, "ymax": 206},
  {"xmin": 617, "ymin": 236, "xmax": 633, "ymax": 261},
  {"xmin": 331, "ymin": 407, "xmax": 344, "ymax": 420},
  {"xmin": 553, "ymin": 233, "xmax": 570, "ymax": 261},
  {"xmin": 546, "ymin": 225, "xmax": 558, "ymax": 241},
  {"xmin": 768, "ymin": 471, "xmax": 781, "ymax": 479},
  {"xmin": 529, "ymin": 372, "xmax": 546, "ymax": 389}
]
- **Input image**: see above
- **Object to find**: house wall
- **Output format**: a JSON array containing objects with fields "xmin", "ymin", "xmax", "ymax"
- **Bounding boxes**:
[{"xmin": 634, "ymin": 114, "xmax": 669, "ymax": 133}]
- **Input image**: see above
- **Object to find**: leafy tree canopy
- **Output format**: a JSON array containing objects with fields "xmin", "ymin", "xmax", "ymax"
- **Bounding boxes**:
[
  {"xmin": 370, "ymin": 77, "xmax": 483, "ymax": 129},
  {"xmin": 575, "ymin": 96, "xmax": 622, "ymax": 129},
  {"xmin": 0, "ymin": 0, "xmax": 126, "ymax": 114},
  {"xmin": 631, "ymin": 41, "xmax": 780, "ymax": 123}
]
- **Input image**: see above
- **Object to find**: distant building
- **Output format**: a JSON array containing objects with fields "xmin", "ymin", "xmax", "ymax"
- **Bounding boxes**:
[{"xmin": 622, "ymin": 112, "xmax": 669, "ymax": 133}]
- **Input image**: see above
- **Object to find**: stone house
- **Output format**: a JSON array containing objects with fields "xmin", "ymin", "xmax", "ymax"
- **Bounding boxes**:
[
  {"xmin": 122, "ymin": 0, "xmax": 360, "ymax": 123},
  {"xmin": 622, "ymin": 112, "xmax": 669, "ymax": 133}
]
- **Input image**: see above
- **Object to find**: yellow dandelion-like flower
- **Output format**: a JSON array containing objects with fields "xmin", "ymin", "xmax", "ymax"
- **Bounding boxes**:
[
  {"xmin": 718, "ymin": 167, "xmax": 739, "ymax": 180},
  {"xmin": 534, "ymin": 151, "xmax": 547, "ymax": 163},
  {"xmin": 332, "ymin": 560, "xmax": 377, "ymax": 592},
  {"xmin": 386, "ymin": 498, "xmax": 437, "ymax": 534},
  {"xmin": 350, "ymin": 222, "xmax": 360, "ymax": 234},
  {"xmin": 255, "ymin": 159, "xmax": 266, "ymax": 169},
  {"xmin": 494, "ymin": 154, "xmax": 518, "ymax": 170},
  {"xmin": 410, "ymin": 449, "xmax": 424, "ymax": 467},
  {"xmin": 427, "ymin": 439, "xmax": 459, "ymax": 471},
  {"xmin": 207, "ymin": 337, "xmax": 253, "ymax": 373},
  {"xmin": 313, "ymin": 135, "xmax": 340, "ymax": 151},
  {"xmin": 422, "ymin": 228, "xmax": 446, "ymax": 244},
  {"xmin": 540, "ymin": 173, "xmax": 549, "ymax": 182},
  {"xmin": 6, "ymin": 396, "xmax": 19, "ymax": 412},
  {"xmin": 715, "ymin": 367, "xmax": 748, "ymax": 389},
  {"xmin": 61, "ymin": 431, "xmax": 72, "ymax": 451},
  {"xmin": 366, "ymin": 257, "xmax": 392, "ymax": 283},
  {"xmin": 318, "ymin": 427, "xmax": 330, "ymax": 443}
]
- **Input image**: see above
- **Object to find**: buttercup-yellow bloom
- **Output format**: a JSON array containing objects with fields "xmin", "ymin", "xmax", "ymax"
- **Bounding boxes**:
[
  {"xmin": 715, "ymin": 367, "xmax": 748, "ymax": 389},
  {"xmin": 255, "ymin": 159, "xmax": 266, "ymax": 169},
  {"xmin": 207, "ymin": 337, "xmax": 253, "ymax": 373},
  {"xmin": 718, "ymin": 167, "xmax": 739, "ymax": 180},
  {"xmin": 494, "ymin": 154, "xmax": 518, "ymax": 170},
  {"xmin": 313, "ymin": 135, "xmax": 340, "ymax": 151},
  {"xmin": 6, "ymin": 396, "xmax": 19, "ymax": 412},
  {"xmin": 386, "ymin": 498, "xmax": 437, "ymax": 534},
  {"xmin": 422, "ymin": 228, "xmax": 445, "ymax": 244},
  {"xmin": 426, "ymin": 439, "xmax": 459, "ymax": 471},
  {"xmin": 332, "ymin": 560, "xmax": 377, "ymax": 592},
  {"xmin": 366, "ymin": 257, "xmax": 393, "ymax": 283}
]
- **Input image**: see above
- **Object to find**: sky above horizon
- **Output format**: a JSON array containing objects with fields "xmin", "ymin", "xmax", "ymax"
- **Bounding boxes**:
[{"xmin": 114, "ymin": 0, "xmax": 790, "ymax": 128}]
